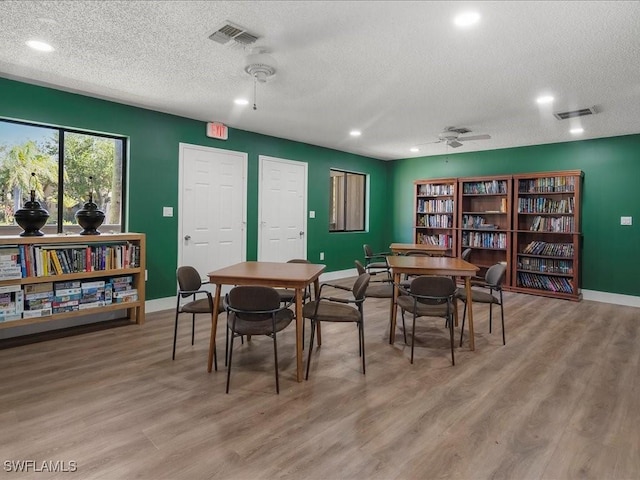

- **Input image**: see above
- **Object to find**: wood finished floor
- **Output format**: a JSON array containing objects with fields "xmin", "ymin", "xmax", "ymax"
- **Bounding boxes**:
[{"xmin": 1, "ymin": 281, "xmax": 639, "ymax": 480}]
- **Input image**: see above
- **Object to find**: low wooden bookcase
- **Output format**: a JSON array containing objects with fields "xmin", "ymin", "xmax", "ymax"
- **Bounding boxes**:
[{"xmin": 0, "ymin": 232, "xmax": 145, "ymax": 331}]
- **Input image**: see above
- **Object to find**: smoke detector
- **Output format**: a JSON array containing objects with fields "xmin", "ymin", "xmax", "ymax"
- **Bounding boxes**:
[{"xmin": 244, "ymin": 49, "xmax": 277, "ymax": 82}]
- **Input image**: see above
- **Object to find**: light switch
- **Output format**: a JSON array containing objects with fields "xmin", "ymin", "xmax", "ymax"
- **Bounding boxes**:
[
  {"xmin": 620, "ymin": 216, "xmax": 632, "ymax": 226},
  {"xmin": 309, "ymin": 210, "xmax": 316, "ymax": 219},
  {"xmin": 163, "ymin": 207, "xmax": 174, "ymax": 217}
]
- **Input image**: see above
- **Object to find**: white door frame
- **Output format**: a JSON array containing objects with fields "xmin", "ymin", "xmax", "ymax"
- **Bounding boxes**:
[{"xmin": 257, "ymin": 155, "xmax": 308, "ymax": 261}]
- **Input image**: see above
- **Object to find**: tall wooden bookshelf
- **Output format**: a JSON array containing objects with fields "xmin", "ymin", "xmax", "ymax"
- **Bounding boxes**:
[
  {"xmin": 0, "ymin": 232, "xmax": 146, "ymax": 332},
  {"xmin": 457, "ymin": 175, "xmax": 512, "ymax": 284},
  {"xmin": 511, "ymin": 171, "xmax": 583, "ymax": 300},
  {"xmin": 413, "ymin": 178, "xmax": 457, "ymax": 254}
]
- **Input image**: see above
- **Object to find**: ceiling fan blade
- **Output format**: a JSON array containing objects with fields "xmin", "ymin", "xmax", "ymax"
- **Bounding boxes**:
[
  {"xmin": 448, "ymin": 140, "xmax": 463, "ymax": 148},
  {"xmin": 458, "ymin": 134, "xmax": 491, "ymax": 141}
]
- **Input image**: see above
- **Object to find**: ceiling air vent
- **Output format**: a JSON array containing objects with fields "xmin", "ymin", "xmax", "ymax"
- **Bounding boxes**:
[
  {"xmin": 553, "ymin": 106, "xmax": 598, "ymax": 120},
  {"xmin": 209, "ymin": 22, "xmax": 259, "ymax": 47}
]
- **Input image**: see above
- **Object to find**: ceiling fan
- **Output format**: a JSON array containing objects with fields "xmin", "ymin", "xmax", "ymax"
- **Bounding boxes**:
[{"xmin": 428, "ymin": 126, "xmax": 492, "ymax": 148}]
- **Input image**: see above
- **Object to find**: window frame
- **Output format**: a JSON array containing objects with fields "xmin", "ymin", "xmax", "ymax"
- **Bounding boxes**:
[
  {"xmin": 329, "ymin": 168, "xmax": 366, "ymax": 233},
  {"xmin": 0, "ymin": 117, "xmax": 128, "ymax": 235}
]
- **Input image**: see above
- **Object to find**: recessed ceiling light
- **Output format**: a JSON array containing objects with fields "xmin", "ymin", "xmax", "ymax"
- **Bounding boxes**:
[
  {"xmin": 410, "ymin": 147, "xmax": 419, "ymax": 153},
  {"xmin": 350, "ymin": 130, "xmax": 361, "ymax": 137},
  {"xmin": 234, "ymin": 98, "xmax": 249, "ymax": 106},
  {"xmin": 454, "ymin": 11, "xmax": 481, "ymax": 27},
  {"xmin": 536, "ymin": 95, "xmax": 554, "ymax": 105},
  {"xmin": 570, "ymin": 127, "xmax": 584, "ymax": 135},
  {"xmin": 26, "ymin": 40, "xmax": 54, "ymax": 52}
]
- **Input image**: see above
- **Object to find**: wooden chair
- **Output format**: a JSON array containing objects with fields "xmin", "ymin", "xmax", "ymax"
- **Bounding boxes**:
[
  {"xmin": 303, "ymin": 273, "xmax": 370, "ymax": 379},
  {"xmin": 173, "ymin": 266, "xmax": 225, "ymax": 368},
  {"xmin": 225, "ymin": 286, "xmax": 295, "ymax": 394},
  {"xmin": 396, "ymin": 276, "xmax": 457, "ymax": 365}
]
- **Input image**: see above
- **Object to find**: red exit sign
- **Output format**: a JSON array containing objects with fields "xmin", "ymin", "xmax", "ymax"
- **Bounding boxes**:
[{"xmin": 206, "ymin": 122, "xmax": 228, "ymax": 140}]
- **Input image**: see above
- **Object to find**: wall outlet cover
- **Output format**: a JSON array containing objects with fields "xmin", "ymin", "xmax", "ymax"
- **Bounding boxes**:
[{"xmin": 620, "ymin": 216, "xmax": 632, "ymax": 226}]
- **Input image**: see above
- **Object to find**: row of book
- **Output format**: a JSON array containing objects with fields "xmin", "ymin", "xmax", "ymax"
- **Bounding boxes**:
[
  {"xmin": 462, "ymin": 180, "xmax": 508, "ymax": 195},
  {"xmin": 517, "ymin": 272, "xmax": 574, "ymax": 294},
  {"xmin": 0, "ymin": 242, "xmax": 141, "ymax": 279},
  {"xmin": 416, "ymin": 214, "xmax": 453, "ymax": 228},
  {"xmin": 517, "ymin": 257, "xmax": 573, "ymax": 275},
  {"xmin": 518, "ymin": 196, "xmax": 574, "ymax": 214},
  {"xmin": 461, "ymin": 215, "xmax": 501, "ymax": 229},
  {"xmin": 518, "ymin": 176, "xmax": 576, "ymax": 193},
  {"xmin": 415, "ymin": 233, "xmax": 454, "ymax": 248},
  {"xmin": 521, "ymin": 241, "xmax": 574, "ymax": 257},
  {"xmin": 0, "ymin": 275, "xmax": 138, "ymax": 323},
  {"xmin": 461, "ymin": 231, "xmax": 507, "ymax": 249},
  {"xmin": 529, "ymin": 215, "xmax": 574, "ymax": 232},
  {"xmin": 417, "ymin": 199, "xmax": 455, "ymax": 214},
  {"xmin": 417, "ymin": 184, "xmax": 454, "ymax": 196}
]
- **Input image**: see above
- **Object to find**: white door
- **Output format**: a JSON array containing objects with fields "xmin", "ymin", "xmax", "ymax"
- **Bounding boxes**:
[
  {"xmin": 179, "ymin": 143, "xmax": 247, "ymax": 285},
  {"xmin": 258, "ymin": 156, "xmax": 307, "ymax": 262}
]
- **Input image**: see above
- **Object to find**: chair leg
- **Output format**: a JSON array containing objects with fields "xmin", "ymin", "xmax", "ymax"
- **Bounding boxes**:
[
  {"xmin": 401, "ymin": 309, "xmax": 408, "ymax": 344},
  {"xmin": 459, "ymin": 301, "xmax": 468, "ymax": 347},
  {"xmin": 191, "ymin": 313, "xmax": 196, "ymax": 345},
  {"xmin": 360, "ymin": 320, "xmax": 366, "ymax": 374},
  {"xmin": 500, "ymin": 291, "xmax": 506, "ymax": 345},
  {"xmin": 172, "ymin": 311, "xmax": 180, "ymax": 360},
  {"xmin": 273, "ymin": 331, "xmax": 280, "ymax": 394},
  {"xmin": 305, "ymin": 320, "xmax": 317, "ymax": 380},
  {"xmin": 226, "ymin": 327, "xmax": 235, "ymax": 394},
  {"xmin": 449, "ymin": 310, "xmax": 455, "ymax": 366},
  {"xmin": 411, "ymin": 312, "xmax": 417, "ymax": 364}
]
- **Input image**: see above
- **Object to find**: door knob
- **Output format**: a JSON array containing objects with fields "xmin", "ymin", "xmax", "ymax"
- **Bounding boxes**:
[
  {"xmin": 184, "ymin": 235, "xmax": 191, "ymax": 241},
  {"xmin": 299, "ymin": 231, "xmax": 305, "ymax": 237}
]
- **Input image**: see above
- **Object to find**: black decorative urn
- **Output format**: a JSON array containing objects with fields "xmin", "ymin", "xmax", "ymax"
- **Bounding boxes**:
[
  {"xmin": 15, "ymin": 190, "xmax": 50, "ymax": 237},
  {"xmin": 75, "ymin": 192, "xmax": 105, "ymax": 235}
]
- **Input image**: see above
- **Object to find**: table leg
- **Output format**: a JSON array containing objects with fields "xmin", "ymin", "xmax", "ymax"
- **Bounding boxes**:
[
  {"xmin": 464, "ymin": 277, "xmax": 475, "ymax": 351},
  {"xmin": 295, "ymin": 287, "xmax": 304, "ymax": 382},
  {"xmin": 389, "ymin": 272, "xmax": 400, "ymax": 344},
  {"xmin": 207, "ymin": 284, "xmax": 222, "ymax": 373}
]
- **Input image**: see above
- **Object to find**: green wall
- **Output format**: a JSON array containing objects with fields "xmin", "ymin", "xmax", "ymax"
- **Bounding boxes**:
[
  {"xmin": 3, "ymin": 76, "xmax": 638, "ymax": 300},
  {"xmin": 0, "ymin": 77, "xmax": 392, "ymax": 300},
  {"xmin": 390, "ymin": 137, "xmax": 640, "ymax": 296}
]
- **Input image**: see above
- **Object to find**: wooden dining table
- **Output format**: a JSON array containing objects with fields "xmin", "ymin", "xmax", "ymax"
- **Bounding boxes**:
[
  {"xmin": 207, "ymin": 261, "xmax": 326, "ymax": 382},
  {"xmin": 389, "ymin": 242, "xmax": 449, "ymax": 256},
  {"xmin": 386, "ymin": 255, "xmax": 480, "ymax": 350}
]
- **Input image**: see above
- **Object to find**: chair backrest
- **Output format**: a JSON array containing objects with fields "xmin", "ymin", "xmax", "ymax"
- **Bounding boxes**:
[
  {"xmin": 177, "ymin": 266, "xmax": 203, "ymax": 297},
  {"xmin": 461, "ymin": 248, "xmax": 472, "ymax": 262},
  {"xmin": 485, "ymin": 263, "xmax": 507, "ymax": 287},
  {"xmin": 287, "ymin": 258, "xmax": 310, "ymax": 264},
  {"xmin": 352, "ymin": 272, "xmax": 371, "ymax": 301},
  {"xmin": 363, "ymin": 244, "xmax": 374, "ymax": 258},
  {"xmin": 405, "ymin": 250, "xmax": 430, "ymax": 256},
  {"xmin": 408, "ymin": 276, "xmax": 455, "ymax": 305},
  {"xmin": 354, "ymin": 260, "xmax": 366, "ymax": 275},
  {"xmin": 227, "ymin": 286, "xmax": 281, "ymax": 321}
]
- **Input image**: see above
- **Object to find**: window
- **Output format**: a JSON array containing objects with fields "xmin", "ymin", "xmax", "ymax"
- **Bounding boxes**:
[
  {"xmin": 329, "ymin": 169, "xmax": 365, "ymax": 232},
  {"xmin": 0, "ymin": 119, "xmax": 126, "ymax": 232}
]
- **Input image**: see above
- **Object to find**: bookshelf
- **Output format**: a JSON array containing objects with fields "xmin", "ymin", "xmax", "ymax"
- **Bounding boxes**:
[
  {"xmin": 457, "ymin": 175, "xmax": 512, "ymax": 283},
  {"xmin": 0, "ymin": 233, "xmax": 146, "ymax": 331},
  {"xmin": 511, "ymin": 171, "xmax": 583, "ymax": 300},
  {"xmin": 413, "ymin": 178, "xmax": 457, "ymax": 253}
]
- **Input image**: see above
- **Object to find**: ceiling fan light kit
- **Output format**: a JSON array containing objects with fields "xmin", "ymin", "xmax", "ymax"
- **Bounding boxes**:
[{"xmin": 244, "ymin": 49, "xmax": 277, "ymax": 83}]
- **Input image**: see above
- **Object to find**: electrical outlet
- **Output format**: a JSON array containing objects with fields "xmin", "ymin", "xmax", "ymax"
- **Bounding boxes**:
[
  {"xmin": 309, "ymin": 210, "xmax": 316, "ymax": 218},
  {"xmin": 620, "ymin": 216, "xmax": 632, "ymax": 226},
  {"xmin": 319, "ymin": 252, "xmax": 324, "ymax": 261}
]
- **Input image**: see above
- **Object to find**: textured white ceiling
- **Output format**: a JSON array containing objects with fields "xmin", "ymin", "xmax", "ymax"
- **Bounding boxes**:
[{"xmin": 1, "ymin": 1, "xmax": 639, "ymax": 160}]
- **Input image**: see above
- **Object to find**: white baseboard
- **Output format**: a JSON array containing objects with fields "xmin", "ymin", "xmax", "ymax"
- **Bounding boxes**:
[{"xmin": 581, "ymin": 289, "xmax": 640, "ymax": 308}]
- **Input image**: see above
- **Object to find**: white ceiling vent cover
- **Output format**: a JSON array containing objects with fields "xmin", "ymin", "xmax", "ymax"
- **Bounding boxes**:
[
  {"xmin": 209, "ymin": 22, "xmax": 259, "ymax": 47},
  {"xmin": 553, "ymin": 106, "xmax": 598, "ymax": 120}
]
